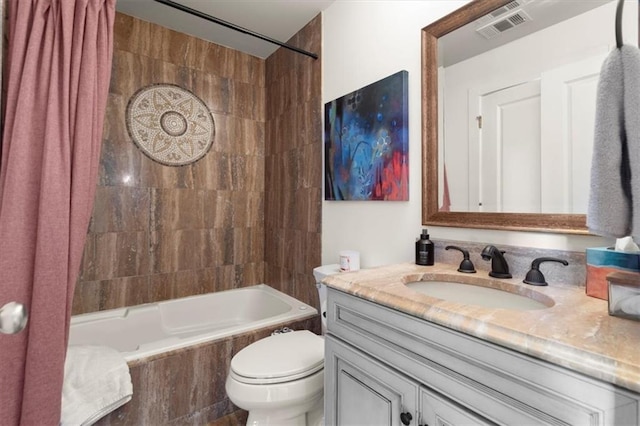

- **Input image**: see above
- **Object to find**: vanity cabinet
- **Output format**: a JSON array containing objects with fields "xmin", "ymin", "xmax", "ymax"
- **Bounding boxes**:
[
  {"xmin": 326, "ymin": 337, "xmax": 418, "ymax": 425},
  {"xmin": 326, "ymin": 336, "xmax": 492, "ymax": 425},
  {"xmin": 325, "ymin": 288, "xmax": 640, "ymax": 425}
]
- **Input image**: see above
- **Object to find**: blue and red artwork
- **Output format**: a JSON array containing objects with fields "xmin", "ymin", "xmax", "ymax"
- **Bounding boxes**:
[{"xmin": 324, "ymin": 70, "xmax": 409, "ymax": 201}]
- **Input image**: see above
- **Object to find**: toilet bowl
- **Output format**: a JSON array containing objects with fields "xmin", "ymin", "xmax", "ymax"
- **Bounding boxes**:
[
  {"xmin": 225, "ymin": 265, "xmax": 341, "ymax": 426},
  {"xmin": 225, "ymin": 330, "xmax": 325, "ymax": 426}
]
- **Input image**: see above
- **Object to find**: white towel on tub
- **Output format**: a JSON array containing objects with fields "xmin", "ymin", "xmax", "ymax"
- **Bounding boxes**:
[{"xmin": 61, "ymin": 345, "xmax": 133, "ymax": 426}]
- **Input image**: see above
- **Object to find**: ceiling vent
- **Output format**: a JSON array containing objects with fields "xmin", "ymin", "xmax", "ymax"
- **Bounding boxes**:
[
  {"xmin": 474, "ymin": 0, "xmax": 532, "ymax": 26},
  {"xmin": 476, "ymin": 9, "xmax": 532, "ymax": 39}
]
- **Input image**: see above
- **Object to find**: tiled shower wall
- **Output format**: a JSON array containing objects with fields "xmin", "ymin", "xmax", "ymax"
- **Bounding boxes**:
[
  {"xmin": 73, "ymin": 12, "xmax": 323, "ymax": 314},
  {"xmin": 73, "ymin": 13, "xmax": 267, "ymax": 314},
  {"xmin": 264, "ymin": 16, "xmax": 323, "ymax": 310}
]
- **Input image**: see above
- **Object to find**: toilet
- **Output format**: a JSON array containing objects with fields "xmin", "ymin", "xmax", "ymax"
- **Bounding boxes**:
[{"xmin": 225, "ymin": 265, "xmax": 341, "ymax": 426}]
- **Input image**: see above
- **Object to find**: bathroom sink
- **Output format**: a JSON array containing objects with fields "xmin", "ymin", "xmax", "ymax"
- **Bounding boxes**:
[{"xmin": 404, "ymin": 280, "xmax": 552, "ymax": 311}]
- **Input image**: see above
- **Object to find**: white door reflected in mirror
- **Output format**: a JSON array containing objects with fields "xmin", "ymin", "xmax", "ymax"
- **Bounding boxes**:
[
  {"xmin": 461, "ymin": 55, "xmax": 603, "ymax": 214},
  {"xmin": 474, "ymin": 80, "xmax": 541, "ymax": 213}
]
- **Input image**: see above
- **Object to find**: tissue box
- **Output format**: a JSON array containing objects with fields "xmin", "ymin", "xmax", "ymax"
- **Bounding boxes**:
[
  {"xmin": 607, "ymin": 271, "xmax": 640, "ymax": 321},
  {"xmin": 585, "ymin": 247, "xmax": 640, "ymax": 300}
]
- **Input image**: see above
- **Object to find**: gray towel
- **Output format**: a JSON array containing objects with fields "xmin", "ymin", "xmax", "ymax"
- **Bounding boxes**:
[{"xmin": 588, "ymin": 45, "xmax": 640, "ymax": 238}]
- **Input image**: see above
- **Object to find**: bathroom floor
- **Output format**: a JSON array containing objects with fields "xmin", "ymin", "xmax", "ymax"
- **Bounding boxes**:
[{"xmin": 208, "ymin": 410, "xmax": 248, "ymax": 426}]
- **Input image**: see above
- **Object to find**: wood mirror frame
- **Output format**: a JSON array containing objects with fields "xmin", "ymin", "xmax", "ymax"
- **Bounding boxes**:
[{"xmin": 421, "ymin": 0, "xmax": 589, "ymax": 234}]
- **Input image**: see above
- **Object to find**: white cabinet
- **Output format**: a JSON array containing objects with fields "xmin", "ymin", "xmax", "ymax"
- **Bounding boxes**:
[
  {"xmin": 326, "ymin": 336, "xmax": 418, "ymax": 425},
  {"xmin": 420, "ymin": 386, "xmax": 492, "ymax": 426},
  {"xmin": 325, "ymin": 288, "xmax": 640, "ymax": 426},
  {"xmin": 326, "ymin": 335, "xmax": 493, "ymax": 426}
]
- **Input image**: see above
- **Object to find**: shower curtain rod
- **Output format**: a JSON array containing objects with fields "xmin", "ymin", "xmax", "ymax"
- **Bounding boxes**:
[{"xmin": 152, "ymin": 0, "xmax": 318, "ymax": 59}]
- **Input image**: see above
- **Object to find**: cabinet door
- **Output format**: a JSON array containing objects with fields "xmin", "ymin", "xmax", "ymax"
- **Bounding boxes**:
[
  {"xmin": 325, "ymin": 335, "xmax": 419, "ymax": 426},
  {"xmin": 420, "ymin": 387, "xmax": 495, "ymax": 426}
]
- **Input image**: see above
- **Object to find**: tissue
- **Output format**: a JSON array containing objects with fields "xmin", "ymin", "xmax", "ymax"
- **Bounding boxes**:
[
  {"xmin": 586, "ymin": 239, "xmax": 640, "ymax": 300},
  {"xmin": 617, "ymin": 295, "xmax": 640, "ymax": 316},
  {"xmin": 614, "ymin": 236, "xmax": 640, "ymax": 252},
  {"xmin": 607, "ymin": 272, "xmax": 640, "ymax": 321}
]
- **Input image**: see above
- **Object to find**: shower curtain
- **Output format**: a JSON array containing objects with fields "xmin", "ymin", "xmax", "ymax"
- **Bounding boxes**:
[{"xmin": 0, "ymin": 0, "xmax": 115, "ymax": 424}]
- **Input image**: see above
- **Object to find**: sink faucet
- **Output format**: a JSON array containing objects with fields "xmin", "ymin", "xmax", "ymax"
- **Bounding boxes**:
[
  {"xmin": 445, "ymin": 245, "xmax": 476, "ymax": 273},
  {"xmin": 523, "ymin": 257, "xmax": 568, "ymax": 286},
  {"xmin": 481, "ymin": 245, "xmax": 512, "ymax": 279}
]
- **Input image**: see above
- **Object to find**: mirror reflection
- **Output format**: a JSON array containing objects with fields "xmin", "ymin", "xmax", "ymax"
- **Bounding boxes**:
[{"xmin": 437, "ymin": 0, "xmax": 638, "ymax": 215}]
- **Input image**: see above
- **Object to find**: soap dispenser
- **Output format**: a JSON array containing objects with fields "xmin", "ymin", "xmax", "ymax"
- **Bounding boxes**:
[{"xmin": 415, "ymin": 229, "xmax": 434, "ymax": 266}]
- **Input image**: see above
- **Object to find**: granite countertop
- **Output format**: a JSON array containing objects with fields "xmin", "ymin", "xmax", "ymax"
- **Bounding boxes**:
[{"xmin": 323, "ymin": 262, "xmax": 640, "ymax": 394}]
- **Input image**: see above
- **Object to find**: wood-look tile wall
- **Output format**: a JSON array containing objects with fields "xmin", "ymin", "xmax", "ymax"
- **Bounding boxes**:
[
  {"xmin": 73, "ymin": 13, "xmax": 267, "ymax": 314},
  {"xmin": 74, "ymin": 12, "xmax": 323, "ymax": 314},
  {"xmin": 264, "ymin": 15, "xmax": 323, "ymax": 310}
]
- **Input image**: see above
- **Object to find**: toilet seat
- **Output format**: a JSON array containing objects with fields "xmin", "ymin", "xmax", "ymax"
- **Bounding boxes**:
[{"xmin": 230, "ymin": 330, "xmax": 324, "ymax": 385}]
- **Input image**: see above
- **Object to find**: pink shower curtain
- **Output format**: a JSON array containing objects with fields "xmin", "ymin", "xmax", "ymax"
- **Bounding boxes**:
[{"xmin": 0, "ymin": 1, "xmax": 115, "ymax": 424}]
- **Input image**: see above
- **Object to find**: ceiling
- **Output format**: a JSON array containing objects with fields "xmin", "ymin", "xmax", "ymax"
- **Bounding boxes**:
[
  {"xmin": 116, "ymin": 0, "xmax": 335, "ymax": 59},
  {"xmin": 439, "ymin": 0, "xmax": 611, "ymax": 67}
]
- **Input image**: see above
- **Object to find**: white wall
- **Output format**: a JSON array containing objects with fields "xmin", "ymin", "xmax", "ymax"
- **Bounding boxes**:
[{"xmin": 321, "ymin": 1, "xmax": 611, "ymax": 269}]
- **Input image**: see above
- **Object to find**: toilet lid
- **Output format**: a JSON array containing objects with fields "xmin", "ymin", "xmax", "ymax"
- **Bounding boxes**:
[{"xmin": 230, "ymin": 330, "xmax": 324, "ymax": 384}]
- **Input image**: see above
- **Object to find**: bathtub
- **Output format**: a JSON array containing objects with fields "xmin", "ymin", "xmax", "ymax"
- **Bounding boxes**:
[{"xmin": 69, "ymin": 284, "xmax": 318, "ymax": 362}]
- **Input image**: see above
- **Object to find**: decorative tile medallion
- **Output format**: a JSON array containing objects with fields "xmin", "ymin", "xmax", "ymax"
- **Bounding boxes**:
[{"xmin": 126, "ymin": 84, "xmax": 215, "ymax": 166}]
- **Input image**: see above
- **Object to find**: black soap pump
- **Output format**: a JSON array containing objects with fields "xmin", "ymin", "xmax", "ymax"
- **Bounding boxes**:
[{"xmin": 415, "ymin": 229, "xmax": 434, "ymax": 266}]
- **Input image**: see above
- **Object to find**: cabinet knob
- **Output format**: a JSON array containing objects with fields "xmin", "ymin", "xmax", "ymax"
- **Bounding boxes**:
[{"xmin": 400, "ymin": 412, "xmax": 413, "ymax": 425}]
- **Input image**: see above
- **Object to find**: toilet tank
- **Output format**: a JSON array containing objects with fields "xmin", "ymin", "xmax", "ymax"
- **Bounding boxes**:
[{"xmin": 313, "ymin": 264, "xmax": 341, "ymax": 334}]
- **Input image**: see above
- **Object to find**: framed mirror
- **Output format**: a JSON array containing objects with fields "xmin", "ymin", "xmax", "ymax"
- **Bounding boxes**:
[{"xmin": 421, "ymin": 0, "xmax": 637, "ymax": 233}]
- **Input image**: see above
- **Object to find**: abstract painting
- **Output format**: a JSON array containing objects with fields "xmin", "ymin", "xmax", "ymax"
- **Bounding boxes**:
[{"xmin": 324, "ymin": 70, "xmax": 409, "ymax": 201}]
